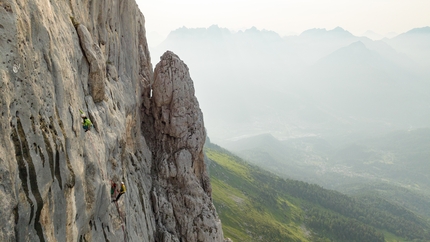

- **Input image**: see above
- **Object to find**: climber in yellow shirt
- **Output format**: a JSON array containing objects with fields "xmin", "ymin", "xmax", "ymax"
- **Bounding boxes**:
[{"xmin": 114, "ymin": 182, "xmax": 126, "ymax": 202}]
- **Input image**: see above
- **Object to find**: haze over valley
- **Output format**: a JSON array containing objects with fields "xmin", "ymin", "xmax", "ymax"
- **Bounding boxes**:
[
  {"xmin": 150, "ymin": 25, "xmax": 430, "ymax": 235},
  {"xmin": 151, "ymin": 25, "xmax": 430, "ymax": 145}
]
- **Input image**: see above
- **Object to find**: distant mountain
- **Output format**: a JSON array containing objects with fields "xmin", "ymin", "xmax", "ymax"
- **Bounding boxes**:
[
  {"xmin": 152, "ymin": 26, "xmax": 307, "ymax": 141},
  {"xmin": 300, "ymin": 41, "xmax": 430, "ymax": 132},
  {"xmin": 300, "ymin": 26, "xmax": 355, "ymax": 38},
  {"xmin": 284, "ymin": 27, "xmax": 365, "ymax": 64},
  {"xmin": 383, "ymin": 26, "xmax": 430, "ymax": 69},
  {"xmin": 154, "ymin": 25, "xmax": 301, "ymax": 73},
  {"xmin": 152, "ymin": 25, "xmax": 430, "ymax": 143},
  {"xmin": 205, "ymin": 142, "xmax": 430, "ymax": 242},
  {"xmin": 384, "ymin": 32, "xmax": 398, "ymax": 39},
  {"xmin": 403, "ymin": 26, "xmax": 430, "ymax": 34},
  {"xmin": 361, "ymin": 30, "xmax": 399, "ymax": 40},
  {"xmin": 362, "ymin": 30, "xmax": 383, "ymax": 40}
]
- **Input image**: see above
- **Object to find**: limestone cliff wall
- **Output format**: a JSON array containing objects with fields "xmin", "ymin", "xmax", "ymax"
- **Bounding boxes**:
[{"xmin": 0, "ymin": 0, "xmax": 224, "ymax": 241}]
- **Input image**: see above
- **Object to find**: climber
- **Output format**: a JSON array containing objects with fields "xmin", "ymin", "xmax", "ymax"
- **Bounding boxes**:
[
  {"xmin": 114, "ymin": 181, "xmax": 126, "ymax": 202},
  {"xmin": 80, "ymin": 109, "xmax": 93, "ymax": 132}
]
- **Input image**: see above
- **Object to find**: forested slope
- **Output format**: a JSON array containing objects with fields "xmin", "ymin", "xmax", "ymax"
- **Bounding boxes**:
[{"xmin": 205, "ymin": 143, "xmax": 430, "ymax": 242}]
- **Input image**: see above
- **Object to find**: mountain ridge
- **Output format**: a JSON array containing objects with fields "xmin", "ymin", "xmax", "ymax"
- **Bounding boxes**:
[{"xmin": 151, "ymin": 24, "xmax": 430, "ymax": 143}]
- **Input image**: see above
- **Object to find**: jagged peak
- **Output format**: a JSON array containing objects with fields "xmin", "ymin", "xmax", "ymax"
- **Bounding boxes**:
[
  {"xmin": 166, "ymin": 25, "xmax": 231, "ymax": 41},
  {"xmin": 300, "ymin": 26, "xmax": 354, "ymax": 38}
]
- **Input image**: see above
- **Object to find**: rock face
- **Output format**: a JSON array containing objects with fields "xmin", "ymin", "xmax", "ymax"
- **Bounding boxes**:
[
  {"xmin": 0, "ymin": 0, "xmax": 224, "ymax": 241},
  {"xmin": 76, "ymin": 24, "xmax": 106, "ymax": 103},
  {"xmin": 144, "ymin": 51, "xmax": 223, "ymax": 241}
]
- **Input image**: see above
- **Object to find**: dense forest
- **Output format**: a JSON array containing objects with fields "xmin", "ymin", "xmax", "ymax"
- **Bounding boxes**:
[{"xmin": 205, "ymin": 142, "xmax": 430, "ymax": 242}]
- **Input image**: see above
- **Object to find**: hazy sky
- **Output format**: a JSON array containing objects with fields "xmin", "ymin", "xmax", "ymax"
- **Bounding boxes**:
[{"xmin": 137, "ymin": 0, "xmax": 429, "ymax": 41}]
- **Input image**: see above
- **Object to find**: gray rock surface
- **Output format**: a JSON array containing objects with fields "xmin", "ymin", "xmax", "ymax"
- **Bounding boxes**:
[
  {"xmin": 144, "ymin": 51, "xmax": 223, "ymax": 241},
  {"xmin": 0, "ymin": 0, "xmax": 225, "ymax": 241},
  {"xmin": 77, "ymin": 24, "xmax": 106, "ymax": 103}
]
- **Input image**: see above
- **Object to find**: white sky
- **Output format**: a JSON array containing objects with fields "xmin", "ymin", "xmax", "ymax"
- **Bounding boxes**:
[{"xmin": 136, "ymin": 0, "xmax": 430, "ymax": 40}]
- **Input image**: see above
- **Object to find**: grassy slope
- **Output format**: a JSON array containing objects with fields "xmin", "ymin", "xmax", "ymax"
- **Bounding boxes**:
[
  {"xmin": 206, "ymin": 144, "xmax": 430, "ymax": 242},
  {"xmin": 207, "ymin": 148, "xmax": 307, "ymax": 242}
]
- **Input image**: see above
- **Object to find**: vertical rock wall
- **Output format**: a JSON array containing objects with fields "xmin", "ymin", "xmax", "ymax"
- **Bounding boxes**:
[
  {"xmin": 0, "ymin": 0, "xmax": 224, "ymax": 241},
  {"xmin": 0, "ymin": 0, "xmax": 155, "ymax": 241}
]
